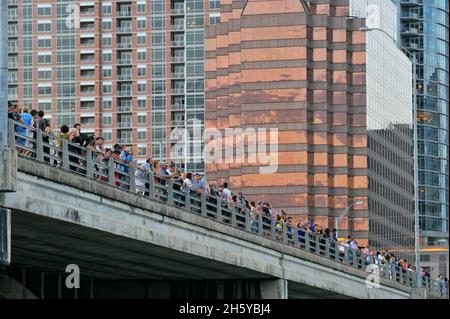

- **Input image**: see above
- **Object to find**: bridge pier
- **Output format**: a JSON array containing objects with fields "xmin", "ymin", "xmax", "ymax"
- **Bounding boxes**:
[{"xmin": 0, "ymin": 148, "xmax": 17, "ymax": 193}]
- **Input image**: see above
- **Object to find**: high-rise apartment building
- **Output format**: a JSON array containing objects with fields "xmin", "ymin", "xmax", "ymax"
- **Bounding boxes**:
[
  {"xmin": 205, "ymin": 0, "xmax": 414, "ymax": 254},
  {"xmin": 7, "ymin": 0, "xmax": 210, "ymax": 170},
  {"xmin": 395, "ymin": 0, "xmax": 449, "ymax": 277}
]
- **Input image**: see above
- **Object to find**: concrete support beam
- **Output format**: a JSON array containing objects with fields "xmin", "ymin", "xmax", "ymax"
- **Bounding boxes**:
[
  {"xmin": 260, "ymin": 279, "xmax": 288, "ymax": 299},
  {"xmin": 0, "ymin": 148, "xmax": 17, "ymax": 192},
  {"xmin": 0, "ymin": 272, "xmax": 38, "ymax": 299},
  {"xmin": 0, "ymin": 208, "xmax": 11, "ymax": 265}
]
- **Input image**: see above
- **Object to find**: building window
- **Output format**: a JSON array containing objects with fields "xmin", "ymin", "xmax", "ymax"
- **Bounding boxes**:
[
  {"xmin": 80, "ymin": 117, "xmax": 95, "ymax": 126},
  {"xmin": 38, "ymin": 85, "xmax": 52, "ymax": 96},
  {"xmin": 137, "ymin": 66, "xmax": 146, "ymax": 77},
  {"xmin": 137, "ymin": 34, "xmax": 146, "ymax": 45},
  {"xmin": 138, "ymin": 146, "xmax": 147, "ymax": 156},
  {"xmin": 38, "ymin": 69, "xmax": 52, "ymax": 80},
  {"xmin": 137, "ymin": 114, "xmax": 147, "ymax": 124},
  {"xmin": 137, "ymin": 130, "xmax": 147, "ymax": 140},
  {"xmin": 103, "ymin": 67, "xmax": 112, "ymax": 78},
  {"xmin": 102, "ymin": 20, "xmax": 112, "ymax": 30},
  {"xmin": 102, "ymin": 36, "xmax": 112, "ymax": 46},
  {"xmin": 102, "ymin": 115, "xmax": 112, "ymax": 125},
  {"xmin": 102, "ymin": 100, "xmax": 112, "ymax": 109},
  {"xmin": 137, "ymin": 82, "xmax": 147, "ymax": 93},
  {"xmin": 37, "ymin": 6, "xmax": 51, "ymax": 17},
  {"xmin": 137, "ymin": 51, "xmax": 147, "ymax": 61},
  {"xmin": 102, "ymin": 131, "xmax": 112, "ymax": 141},
  {"xmin": 209, "ymin": 14, "xmax": 220, "ymax": 25},
  {"xmin": 103, "ymin": 52, "xmax": 112, "ymax": 62},
  {"xmin": 38, "ymin": 101, "xmax": 52, "ymax": 111},
  {"xmin": 38, "ymin": 53, "xmax": 52, "ymax": 64},
  {"xmin": 137, "ymin": 98, "xmax": 147, "ymax": 109},
  {"xmin": 37, "ymin": 21, "xmax": 52, "ymax": 32},
  {"xmin": 38, "ymin": 38, "xmax": 52, "ymax": 48},
  {"xmin": 137, "ymin": 19, "xmax": 146, "ymax": 29},
  {"xmin": 103, "ymin": 84, "xmax": 112, "ymax": 94},
  {"xmin": 102, "ymin": 3, "xmax": 112, "ymax": 15},
  {"xmin": 137, "ymin": 2, "xmax": 146, "ymax": 13},
  {"xmin": 209, "ymin": 0, "xmax": 220, "ymax": 9}
]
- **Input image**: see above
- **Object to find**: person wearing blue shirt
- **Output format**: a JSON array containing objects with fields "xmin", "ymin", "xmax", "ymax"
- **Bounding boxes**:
[{"xmin": 16, "ymin": 108, "xmax": 33, "ymax": 153}]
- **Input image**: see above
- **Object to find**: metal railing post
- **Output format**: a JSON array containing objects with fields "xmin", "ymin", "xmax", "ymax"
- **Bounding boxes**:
[
  {"xmin": 148, "ymin": 171, "xmax": 155, "ymax": 200},
  {"xmin": 216, "ymin": 197, "xmax": 221, "ymax": 220},
  {"xmin": 315, "ymin": 236, "xmax": 320, "ymax": 255},
  {"xmin": 108, "ymin": 157, "xmax": 115, "ymax": 186},
  {"xmin": 62, "ymin": 139, "xmax": 69, "ymax": 170},
  {"xmin": 304, "ymin": 231, "xmax": 310, "ymax": 251},
  {"xmin": 244, "ymin": 209, "xmax": 251, "ymax": 232},
  {"xmin": 271, "ymin": 220, "xmax": 276, "ymax": 240},
  {"xmin": 8, "ymin": 120, "xmax": 15, "ymax": 148},
  {"xmin": 185, "ymin": 189, "xmax": 192, "ymax": 212},
  {"xmin": 200, "ymin": 192, "xmax": 207, "ymax": 216},
  {"xmin": 325, "ymin": 239, "xmax": 331, "ymax": 258},
  {"xmin": 282, "ymin": 223, "xmax": 288, "ymax": 244},
  {"xmin": 230, "ymin": 203, "xmax": 237, "ymax": 226},
  {"xmin": 167, "ymin": 179, "xmax": 174, "ymax": 204},
  {"xmin": 36, "ymin": 129, "xmax": 44, "ymax": 162},
  {"xmin": 86, "ymin": 149, "xmax": 93, "ymax": 178},
  {"xmin": 129, "ymin": 166, "xmax": 136, "ymax": 193},
  {"xmin": 257, "ymin": 213, "xmax": 263, "ymax": 236},
  {"xmin": 294, "ymin": 227, "xmax": 300, "ymax": 247}
]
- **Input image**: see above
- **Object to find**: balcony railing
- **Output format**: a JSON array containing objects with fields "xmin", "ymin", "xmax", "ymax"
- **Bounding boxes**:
[
  {"xmin": 117, "ymin": 42, "xmax": 132, "ymax": 49},
  {"xmin": 401, "ymin": 12, "xmax": 420, "ymax": 19},
  {"xmin": 171, "ymin": 87, "xmax": 185, "ymax": 94},
  {"xmin": 117, "ymin": 10, "xmax": 132, "ymax": 17},
  {"xmin": 171, "ymin": 72, "xmax": 185, "ymax": 78},
  {"xmin": 8, "ymin": 46, "xmax": 18, "ymax": 53},
  {"xmin": 117, "ymin": 58, "xmax": 132, "ymax": 65},
  {"xmin": 171, "ymin": 8, "xmax": 184, "ymax": 15},
  {"xmin": 171, "ymin": 40, "xmax": 185, "ymax": 47},
  {"xmin": 117, "ymin": 26, "xmax": 132, "ymax": 33},
  {"xmin": 118, "ymin": 105, "xmax": 132, "ymax": 113},
  {"xmin": 117, "ymin": 138, "xmax": 132, "ymax": 144},
  {"xmin": 118, "ymin": 74, "xmax": 132, "ymax": 81},
  {"xmin": 7, "ymin": 118, "xmax": 449, "ymax": 301},
  {"xmin": 172, "ymin": 24, "xmax": 185, "ymax": 31},
  {"xmin": 117, "ymin": 122, "xmax": 132, "ymax": 128},
  {"xmin": 171, "ymin": 104, "xmax": 185, "ymax": 110},
  {"xmin": 401, "ymin": 27, "xmax": 420, "ymax": 34},
  {"xmin": 171, "ymin": 56, "xmax": 185, "ymax": 63},
  {"xmin": 80, "ymin": 58, "xmax": 95, "ymax": 63},
  {"xmin": 117, "ymin": 90, "xmax": 132, "ymax": 96}
]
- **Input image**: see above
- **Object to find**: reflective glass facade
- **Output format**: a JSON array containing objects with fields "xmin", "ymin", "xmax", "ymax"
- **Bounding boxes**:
[
  {"xmin": 205, "ymin": 0, "xmax": 415, "ymax": 252},
  {"xmin": 397, "ymin": 0, "xmax": 449, "ymax": 247}
]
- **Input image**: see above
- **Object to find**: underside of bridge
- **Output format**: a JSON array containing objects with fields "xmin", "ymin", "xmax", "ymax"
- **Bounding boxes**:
[{"xmin": 1, "ymin": 209, "xmax": 348, "ymax": 299}]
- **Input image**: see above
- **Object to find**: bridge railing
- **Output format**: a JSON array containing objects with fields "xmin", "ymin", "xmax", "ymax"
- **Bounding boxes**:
[{"xmin": 7, "ymin": 119, "xmax": 448, "ymax": 299}]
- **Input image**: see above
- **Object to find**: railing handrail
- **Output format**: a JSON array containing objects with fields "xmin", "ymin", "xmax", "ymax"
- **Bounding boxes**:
[{"xmin": 6, "ymin": 119, "xmax": 447, "ymax": 299}]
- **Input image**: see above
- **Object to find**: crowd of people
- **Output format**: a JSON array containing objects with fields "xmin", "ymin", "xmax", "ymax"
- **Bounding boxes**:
[{"xmin": 7, "ymin": 103, "xmax": 448, "ymax": 294}]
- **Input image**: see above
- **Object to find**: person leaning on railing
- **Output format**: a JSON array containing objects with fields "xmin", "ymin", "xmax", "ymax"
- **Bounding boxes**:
[{"xmin": 10, "ymin": 122, "xmax": 445, "ymax": 294}]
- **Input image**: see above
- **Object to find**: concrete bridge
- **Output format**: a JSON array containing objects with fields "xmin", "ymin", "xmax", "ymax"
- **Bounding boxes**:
[{"xmin": 0, "ymin": 122, "xmax": 445, "ymax": 299}]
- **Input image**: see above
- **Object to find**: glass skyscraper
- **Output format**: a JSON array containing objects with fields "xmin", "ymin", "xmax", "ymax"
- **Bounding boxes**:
[{"xmin": 395, "ymin": 0, "xmax": 449, "ymax": 277}]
